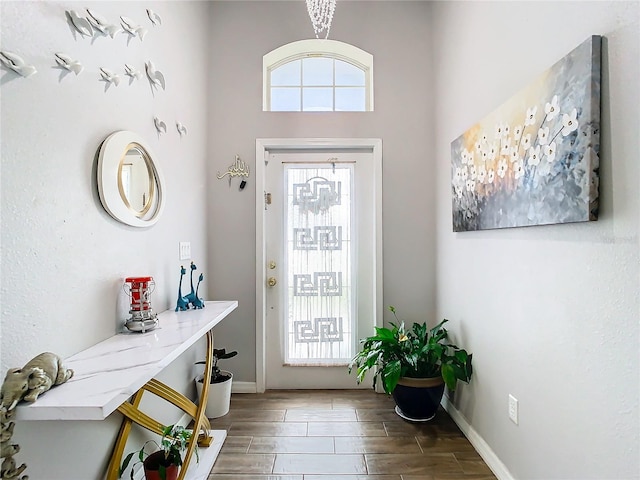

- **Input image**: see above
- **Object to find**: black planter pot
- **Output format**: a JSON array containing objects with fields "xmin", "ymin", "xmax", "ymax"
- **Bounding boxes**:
[{"xmin": 391, "ymin": 376, "xmax": 445, "ymax": 422}]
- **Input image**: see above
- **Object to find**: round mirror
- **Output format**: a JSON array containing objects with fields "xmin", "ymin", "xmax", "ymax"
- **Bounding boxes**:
[{"xmin": 97, "ymin": 131, "xmax": 165, "ymax": 227}]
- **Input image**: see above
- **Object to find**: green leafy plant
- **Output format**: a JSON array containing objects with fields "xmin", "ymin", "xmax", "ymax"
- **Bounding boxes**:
[
  {"xmin": 349, "ymin": 306, "xmax": 473, "ymax": 393},
  {"xmin": 195, "ymin": 348, "xmax": 238, "ymax": 384},
  {"xmin": 119, "ymin": 424, "xmax": 196, "ymax": 480}
]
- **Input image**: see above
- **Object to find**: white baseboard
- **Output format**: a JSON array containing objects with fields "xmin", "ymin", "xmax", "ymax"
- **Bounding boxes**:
[
  {"xmin": 441, "ymin": 395, "xmax": 515, "ymax": 480},
  {"xmin": 232, "ymin": 381, "xmax": 257, "ymax": 393}
]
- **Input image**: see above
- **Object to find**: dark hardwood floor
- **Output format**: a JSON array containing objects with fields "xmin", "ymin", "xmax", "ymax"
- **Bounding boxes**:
[{"xmin": 207, "ymin": 389, "xmax": 496, "ymax": 479}]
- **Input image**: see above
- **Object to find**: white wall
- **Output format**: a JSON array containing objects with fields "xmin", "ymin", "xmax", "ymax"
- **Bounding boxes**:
[
  {"xmin": 0, "ymin": 2, "xmax": 211, "ymax": 478},
  {"xmin": 432, "ymin": 2, "xmax": 639, "ymax": 479},
  {"xmin": 206, "ymin": 1, "xmax": 437, "ymax": 382}
]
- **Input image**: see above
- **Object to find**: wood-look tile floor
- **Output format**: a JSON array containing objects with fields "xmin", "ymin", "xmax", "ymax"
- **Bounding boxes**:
[{"xmin": 206, "ymin": 389, "xmax": 496, "ymax": 480}]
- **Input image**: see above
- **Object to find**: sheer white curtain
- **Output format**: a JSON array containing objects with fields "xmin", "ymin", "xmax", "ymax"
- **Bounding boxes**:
[{"xmin": 284, "ymin": 164, "xmax": 355, "ymax": 365}]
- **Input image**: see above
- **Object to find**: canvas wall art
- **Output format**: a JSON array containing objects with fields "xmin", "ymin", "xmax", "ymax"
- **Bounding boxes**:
[{"xmin": 451, "ymin": 35, "xmax": 601, "ymax": 232}]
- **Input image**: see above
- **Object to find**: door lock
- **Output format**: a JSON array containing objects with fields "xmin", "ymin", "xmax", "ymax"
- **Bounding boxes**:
[
  {"xmin": 268, "ymin": 260, "xmax": 276, "ymax": 269},
  {"xmin": 267, "ymin": 277, "xmax": 277, "ymax": 287}
]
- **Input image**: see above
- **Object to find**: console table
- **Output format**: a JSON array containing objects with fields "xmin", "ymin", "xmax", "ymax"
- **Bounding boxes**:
[{"xmin": 14, "ymin": 300, "xmax": 238, "ymax": 480}]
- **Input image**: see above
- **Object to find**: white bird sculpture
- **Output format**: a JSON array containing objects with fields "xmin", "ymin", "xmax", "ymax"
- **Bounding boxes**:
[
  {"xmin": 154, "ymin": 117, "xmax": 167, "ymax": 135},
  {"xmin": 120, "ymin": 16, "xmax": 148, "ymax": 41},
  {"xmin": 65, "ymin": 10, "xmax": 93, "ymax": 37},
  {"xmin": 86, "ymin": 9, "xmax": 121, "ymax": 38},
  {"xmin": 55, "ymin": 53, "xmax": 83, "ymax": 75},
  {"xmin": 145, "ymin": 61, "xmax": 166, "ymax": 91},
  {"xmin": 176, "ymin": 122, "xmax": 188, "ymax": 137},
  {"xmin": 124, "ymin": 64, "xmax": 142, "ymax": 81},
  {"xmin": 99, "ymin": 67, "xmax": 121, "ymax": 87},
  {"xmin": 146, "ymin": 9, "xmax": 162, "ymax": 26},
  {"xmin": 0, "ymin": 51, "xmax": 37, "ymax": 77}
]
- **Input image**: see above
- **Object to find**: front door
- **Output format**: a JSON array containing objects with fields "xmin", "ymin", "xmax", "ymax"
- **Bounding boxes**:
[{"xmin": 260, "ymin": 142, "xmax": 381, "ymax": 389}]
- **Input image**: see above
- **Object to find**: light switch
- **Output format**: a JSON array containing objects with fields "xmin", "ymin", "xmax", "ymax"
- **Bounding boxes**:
[{"xmin": 179, "ymin": 242, "xmax": 191, "ymax": 260}]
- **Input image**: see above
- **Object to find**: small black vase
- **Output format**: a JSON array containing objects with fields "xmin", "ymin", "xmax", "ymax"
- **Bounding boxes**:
[{"xmin": 391, "ymin": 376, "xmax": 445, "ymax": 422}]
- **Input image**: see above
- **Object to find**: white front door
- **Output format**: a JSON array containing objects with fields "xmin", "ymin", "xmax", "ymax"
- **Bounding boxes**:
[{"xmin": 257, "ymin": 140, "xmax": 382, "ymax": 390}]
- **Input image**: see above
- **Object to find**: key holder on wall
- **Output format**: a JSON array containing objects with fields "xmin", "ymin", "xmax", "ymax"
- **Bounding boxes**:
[{"xmin": 217, "ymin": 154, "xmax": 250, "ymax": 190}]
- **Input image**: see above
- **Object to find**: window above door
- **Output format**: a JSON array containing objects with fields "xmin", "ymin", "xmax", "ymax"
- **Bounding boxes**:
[{"xmin": 263, "ymin": 39, "xmax": 374, "ymax": 112}]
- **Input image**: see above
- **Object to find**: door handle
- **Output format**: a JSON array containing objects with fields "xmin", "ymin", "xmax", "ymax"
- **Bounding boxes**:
[{"xmin": 267, "ymin": 277, "xmax": 277, "ymax": 287}]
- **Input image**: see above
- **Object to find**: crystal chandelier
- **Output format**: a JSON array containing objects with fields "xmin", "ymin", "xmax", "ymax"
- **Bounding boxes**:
[{"xmin": 306, "ymin": 0, "xmax": 336, "ymax": 39}]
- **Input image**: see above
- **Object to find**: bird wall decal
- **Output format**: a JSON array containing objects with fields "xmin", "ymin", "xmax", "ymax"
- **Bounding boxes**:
[
  {"xmin": 145, "ymin": 61, "xmax": 166, "ymax": 91},
  {"xmin": 86, "ymin": 9, "xmax": 121, "ymax": 38},
  {"xmin": 146, "ymin": 9, "xmax": 162, "ymax": 26},
  {"xmin": 65, "ymin": 10, "xmax": 93, "ymax": 37},
  {"xmin": 120, "ymin": 16, "xmax": 148, "ymax": 41},
  {"xmin": 55, "ymin": 53, "xmax": 83, "ymax": 75},
  {"xmin": 154, "ymin": 117, "xmax": 167, "ymax": 135},
  {"xmin": 0, "ymin": 51, "xmax": 37, "ymax": 77},
  {"xmin": 176, "ymin": 122, "xmax": 188, "ymax": 137},
  {"xmin": 124, "ymin": 64, "xmax": 142, "ymax": 82},
  {"xmin": 99, "ymin": 67, "xmax": 121, "ymax": 87}
]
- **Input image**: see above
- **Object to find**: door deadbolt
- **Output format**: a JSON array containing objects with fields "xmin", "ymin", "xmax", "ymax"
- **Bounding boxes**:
[
  {"xmin": 268, "ymin": 260, "xmax": 276, "ymax": 270},
  {"xmin": 267, "ymin": 277, "xmax": 277, "ymax": 287}
]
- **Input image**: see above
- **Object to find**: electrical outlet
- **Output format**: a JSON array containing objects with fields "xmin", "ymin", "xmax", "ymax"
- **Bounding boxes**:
[
  {"xmin": 508, "ymin": 394, "xmax": 519, "ymax": 425},
  {"xmin": 179, "ymin": 242, "xmax": 191, "ymax": 260}
]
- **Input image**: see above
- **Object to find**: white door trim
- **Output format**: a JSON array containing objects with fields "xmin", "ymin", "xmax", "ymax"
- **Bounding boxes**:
[{"xmin": 255, "ymin": 138, "xmax": 383, "ymax": 393}]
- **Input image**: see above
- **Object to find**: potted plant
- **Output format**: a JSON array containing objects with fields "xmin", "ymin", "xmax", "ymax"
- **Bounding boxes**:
[
  {"xmin": 119, "ymin": 424, "xmax": 196, "ymax": 480},
  {"xmin": 349, "ymin": 306, "xmax": 473, "ymax": 422},
  {"xmin": 195, "ymin": 348, "xmax": 237, "ymax": 418}
]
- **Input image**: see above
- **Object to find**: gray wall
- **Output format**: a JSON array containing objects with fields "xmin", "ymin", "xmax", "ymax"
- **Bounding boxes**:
[
  {"xmin": 0, "ymin": 1, "xmax": 211, "ymax": 478},
  {"xmin": 206, "ymin": 1, "xmax": 437, "ymax": 382},
  {"xmin": 432, "ymin": 2, "xmax": 639, "ymax": 479}
]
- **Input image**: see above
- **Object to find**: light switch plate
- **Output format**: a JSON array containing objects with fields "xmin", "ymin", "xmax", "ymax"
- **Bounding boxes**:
[{"xmin": 179, "ymin": 242, "xmax": 191, "ymax": 260}]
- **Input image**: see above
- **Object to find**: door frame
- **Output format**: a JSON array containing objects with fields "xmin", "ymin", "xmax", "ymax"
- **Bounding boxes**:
[{"xmin": 255, "ymin": 138, "xmax": 383, "ymax": 393}]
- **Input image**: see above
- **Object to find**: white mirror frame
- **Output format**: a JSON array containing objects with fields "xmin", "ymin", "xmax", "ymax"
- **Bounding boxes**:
[{"xmin": 97, "ymin": 130, "xmax": 166, "ymax": 227}]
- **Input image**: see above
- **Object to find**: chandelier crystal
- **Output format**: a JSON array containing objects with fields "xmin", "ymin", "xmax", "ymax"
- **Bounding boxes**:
[{"xmin": 306, "ymin": 0, "xmax": 336, "ymax": 39}]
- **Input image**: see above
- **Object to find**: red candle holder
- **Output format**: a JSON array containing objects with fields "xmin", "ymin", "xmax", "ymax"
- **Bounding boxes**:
[{"xmin": 123, "ymin": 276, "xmax": 158, "ymax": 333}]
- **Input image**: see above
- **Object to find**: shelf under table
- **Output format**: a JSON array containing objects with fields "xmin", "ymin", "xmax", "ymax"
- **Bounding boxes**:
[{"xmin": 14, "ymin": 300, "xmax": 238, "ymax": 421}]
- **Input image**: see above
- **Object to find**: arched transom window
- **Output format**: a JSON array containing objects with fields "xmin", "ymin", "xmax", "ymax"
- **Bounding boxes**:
[{"xmin": 263, "ymin": 39, "xmax": 374, "ymax": 112}]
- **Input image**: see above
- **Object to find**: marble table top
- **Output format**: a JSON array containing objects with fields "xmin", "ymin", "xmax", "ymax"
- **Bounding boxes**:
[{"xmin": 14, "ymin": 301, "xmax": 238, "ymax": 421}]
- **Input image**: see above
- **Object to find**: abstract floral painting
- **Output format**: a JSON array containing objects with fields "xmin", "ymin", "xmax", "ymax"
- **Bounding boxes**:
[{"xmin": 451, "ymin": 35, "xmax": 601, "ymax": 232}]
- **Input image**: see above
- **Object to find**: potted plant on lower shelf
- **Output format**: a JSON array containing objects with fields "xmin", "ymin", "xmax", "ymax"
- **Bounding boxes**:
[
  {"xmin": 349, "ymin": 306, "xmax": 473, "ymax": 422},
  {"xmin": 195, "ymin": 348, "xmax": 237, "ymax": 418},
  {"xmin": 119, "ymin": 424, "xmax": 195, "ymax": 480}
]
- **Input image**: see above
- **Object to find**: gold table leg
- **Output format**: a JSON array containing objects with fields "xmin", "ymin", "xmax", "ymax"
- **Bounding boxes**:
[{"xmin": 106, "ymin": 329, "xmax": 216, "ymax": 480}]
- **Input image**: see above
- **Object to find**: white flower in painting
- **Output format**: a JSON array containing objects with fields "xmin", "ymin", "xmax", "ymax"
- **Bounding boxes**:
[
  {"xmin": 522, "ymin": 133, "xmax": 532, "ymax": 151},
  {"xmin": 497, "ymin": 159, "xmax": 508, "ymax": 178},
  {"xmin": 545, "ymin": 95, "xmax": 560, "ymax": 121},
  {"xmin": 454, "ymin": 185, "xmax": 463, "ymax": 198},
  {"xmin": 488, "ymin": 143, "xmax": 498, "ymax": 161},
  {"xmin": 477, "ymin": 165, "xmax": 487, "ymax": 184},
  {"xmin": 538, "ymin": 126, "xmax": 549, "ymax": 145},
  {"xmin": 525, "ymin": 105, "xmax": 538, "ymax": 126},
  {"xmin": 481, "ymin": 132, "xmax": 489, "ymax": 144},
  {"xmin": 495, "ymin": 123, "xmax": 506, "ymax": 139},
  {"xmin": 454, "ymin": 167, "xmax": 463, "ymax": 184},
  {"xmin": 513, "ymin": 124, "xmax": 523, "ymax": 139},
  {"xmin": 543, "ymin": 141, "xmax": 557, "ymax": 163},
  {"xmin": 461, "ymin": 165, "xmax": 469, "ymax": 182},
  {"xmin": 469, "ymin": 164, "xmax": 477, "ymax": 180},
  {"xmin": 527, "ymin": 145, "xmax": 541, "ymax": 166},
  {"xmin": 474, "ymin": 140, "xmax": 483, "ymax": 153},
  {"xmin": 481, "ymin": 150, "xmax": 489, "ymax": 163},
  {"xmin": 487, "ymin": 168, "xmax": 495, "ymax": 184},
  {"xmin": 467, "ymin": 151, "xmax": 475, "ymax": 165},
  {"xmin": 503, "ymin": 124, "xmax": 510, "ymax": 137},
  {"xmin": 465, "ymin": 179, "xmax": 476, "ymax": 192},
  {"xmin": 501, "ymin": 137, "xmax": 512, "ymax": 155},
  {"xmin": 510, "ymin": 146, "xmax": 521, "ymax": 164},
  {"xmin": 562, "ymin": 108, "xmax": 579, "ymax": 136},
  {"xmin": 514, "ymin": 160, "xmax": 525, "ymax": 179},
  {"xmin": 461, "ymin": 148, "xmax": 470, "ymax": 164}
]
